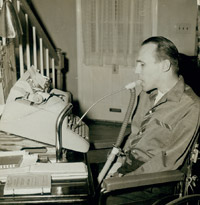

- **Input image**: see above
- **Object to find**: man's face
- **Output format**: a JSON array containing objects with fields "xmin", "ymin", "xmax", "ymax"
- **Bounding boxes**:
[{"xmin": 135, "ymin": 43, "xmax": 162, "ymax": 92}]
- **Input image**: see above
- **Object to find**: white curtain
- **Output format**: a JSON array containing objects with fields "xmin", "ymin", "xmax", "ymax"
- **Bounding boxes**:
[{"xmin": 81, "ymin": 0, "xmax": 152, "ymax": 66}]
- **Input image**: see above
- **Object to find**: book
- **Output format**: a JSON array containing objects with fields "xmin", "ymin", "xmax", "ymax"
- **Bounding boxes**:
[{"xmin": 3, "ymin": 173, "xmax": 51, "ymax": 195}]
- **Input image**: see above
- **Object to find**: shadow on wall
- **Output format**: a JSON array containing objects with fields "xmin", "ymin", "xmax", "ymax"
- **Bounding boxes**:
[
  {"xmin": 179, "ymin": 53, "xmax": 200, "ymax": 97},
  {"xmin": 62, "ymin": 52, "xmax": 69, "ymax": 92}
]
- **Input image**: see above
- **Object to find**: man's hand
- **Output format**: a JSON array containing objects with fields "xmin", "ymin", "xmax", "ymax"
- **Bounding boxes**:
[{"xmin": 105, "ymin": 161, "xmax": 123, "ymax": 178}]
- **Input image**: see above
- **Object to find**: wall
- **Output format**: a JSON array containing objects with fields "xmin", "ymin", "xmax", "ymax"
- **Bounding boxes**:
[
  {"xmin": 31, "ymin": 0, "xmax": 78, "ymax": 100},
  {"xmin": 157, "ymin": 0, "xmax": 197, "ymax": 55}
]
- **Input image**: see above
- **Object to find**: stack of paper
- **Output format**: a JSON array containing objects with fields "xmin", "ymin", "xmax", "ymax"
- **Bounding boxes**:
[{"xmin": 30, "ymin": 162, "xmax": 88, "ymax": 180}]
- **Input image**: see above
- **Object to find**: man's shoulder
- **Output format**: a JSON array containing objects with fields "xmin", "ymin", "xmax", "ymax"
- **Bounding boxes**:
[{"xmin": 184, "ymin": 84, "xmax": 200, "ymax": 107}]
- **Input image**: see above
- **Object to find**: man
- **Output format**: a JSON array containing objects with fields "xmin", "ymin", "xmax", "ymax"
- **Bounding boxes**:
[{"xmin": 105, "ymin": 36, "xmax": 200, "ymax": 204}]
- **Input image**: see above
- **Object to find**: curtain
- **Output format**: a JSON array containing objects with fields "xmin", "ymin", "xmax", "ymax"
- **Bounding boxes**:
[{"xmin": 81, "ymin": 0, "xmax": 152, "ymax": 66}]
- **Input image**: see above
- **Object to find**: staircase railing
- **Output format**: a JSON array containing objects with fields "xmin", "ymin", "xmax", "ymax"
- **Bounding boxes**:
[{"xmin": 0, "ymin": 0, "xmax": 65, "ymax": 104}]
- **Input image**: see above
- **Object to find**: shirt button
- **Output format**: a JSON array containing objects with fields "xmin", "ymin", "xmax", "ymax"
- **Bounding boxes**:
[
  {"xmin": 139, "ymin": 131, "xmax": 143, "ymax": 135},
  {"xmin": 149, "ymin": 110, "xmax": 152, "ymax": 114}
]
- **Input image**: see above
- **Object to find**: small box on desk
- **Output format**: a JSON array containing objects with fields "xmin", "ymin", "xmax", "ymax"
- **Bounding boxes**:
[{"xmin": 0, "ymin": 155, "xmax": 23, "ymax": 169}]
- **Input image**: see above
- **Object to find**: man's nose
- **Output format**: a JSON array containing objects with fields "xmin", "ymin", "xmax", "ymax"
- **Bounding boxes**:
[{"xmin": 135, "ymin": 64, "xmax": 141, "ymax": 74}]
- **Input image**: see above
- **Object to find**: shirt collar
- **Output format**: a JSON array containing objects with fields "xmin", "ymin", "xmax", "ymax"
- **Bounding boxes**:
[{"xmin": 149, "ymin": 76, "xmax": 185, "ymax": 103}]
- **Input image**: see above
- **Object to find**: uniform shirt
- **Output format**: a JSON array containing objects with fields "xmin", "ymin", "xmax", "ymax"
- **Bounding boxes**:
[{"xmin": 118, "ymin": 76, "xmax": 200, "ymax": 175}]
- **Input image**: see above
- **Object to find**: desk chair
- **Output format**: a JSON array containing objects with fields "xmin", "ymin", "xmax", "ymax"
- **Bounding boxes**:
[{"xmin": 99, "ymin": 127, "xmax": 200, "ymax": 205}]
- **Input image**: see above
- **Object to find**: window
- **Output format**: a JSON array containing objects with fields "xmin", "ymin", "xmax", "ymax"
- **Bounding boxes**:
[{"xmin": 81, "ymin": 0, "xmax": 152, "ymax": 66}]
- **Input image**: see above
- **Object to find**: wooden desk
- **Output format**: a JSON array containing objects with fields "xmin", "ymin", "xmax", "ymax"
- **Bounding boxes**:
[{"xmin": 0, "ymin": 132, "xmax": 95, "ymax": 204}]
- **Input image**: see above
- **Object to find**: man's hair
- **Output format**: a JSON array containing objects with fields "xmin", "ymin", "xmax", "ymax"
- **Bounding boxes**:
[{"xmin": 142, "ymin": 36, "xmax": 179, "ymax": 74}]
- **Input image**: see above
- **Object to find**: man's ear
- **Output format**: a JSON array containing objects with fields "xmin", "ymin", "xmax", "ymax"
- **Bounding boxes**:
[{"xmin": 162, "ymin": 59, "xmax": 171, "ymax": 72}]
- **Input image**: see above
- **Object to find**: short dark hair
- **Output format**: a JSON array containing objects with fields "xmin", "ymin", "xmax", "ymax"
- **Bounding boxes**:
[{"xmin": 142, "ymin": 36, "xmax": 179, "ymax": 74}]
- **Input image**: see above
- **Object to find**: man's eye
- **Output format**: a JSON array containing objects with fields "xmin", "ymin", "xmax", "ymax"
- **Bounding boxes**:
[
  {"xmin": 140, "ymin": 63, "xmax": 145, "ymax": 67},
  {"xmin": 136, "ymin": 61, "xmax": 145, "ymax": 68}
]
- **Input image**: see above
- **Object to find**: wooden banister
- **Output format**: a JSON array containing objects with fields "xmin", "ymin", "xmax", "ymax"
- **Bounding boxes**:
[
  {"xmin": 0, "ymin": 0, "xmax": 66, "ymax": 103},
  {"xmin": 18, "ymin": 0, "xmax": 59, "ymax": 65}
]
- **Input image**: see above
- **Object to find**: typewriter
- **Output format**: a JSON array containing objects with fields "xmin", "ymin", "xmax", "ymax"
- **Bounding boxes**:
[{"xmin": 0, "ymin": 67, "xmax": 89, "ymax": 154}]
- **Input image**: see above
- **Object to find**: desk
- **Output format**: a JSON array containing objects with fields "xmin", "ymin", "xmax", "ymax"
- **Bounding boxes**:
[{"xmin": 0, "ymin": 132, "xmax": 95, "ymax": 204}]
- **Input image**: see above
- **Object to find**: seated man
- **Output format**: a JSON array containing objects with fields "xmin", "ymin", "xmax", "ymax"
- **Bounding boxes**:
[{"xmin": 105, "ymin": 36, "xmax": 200, "ymax": 204}]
